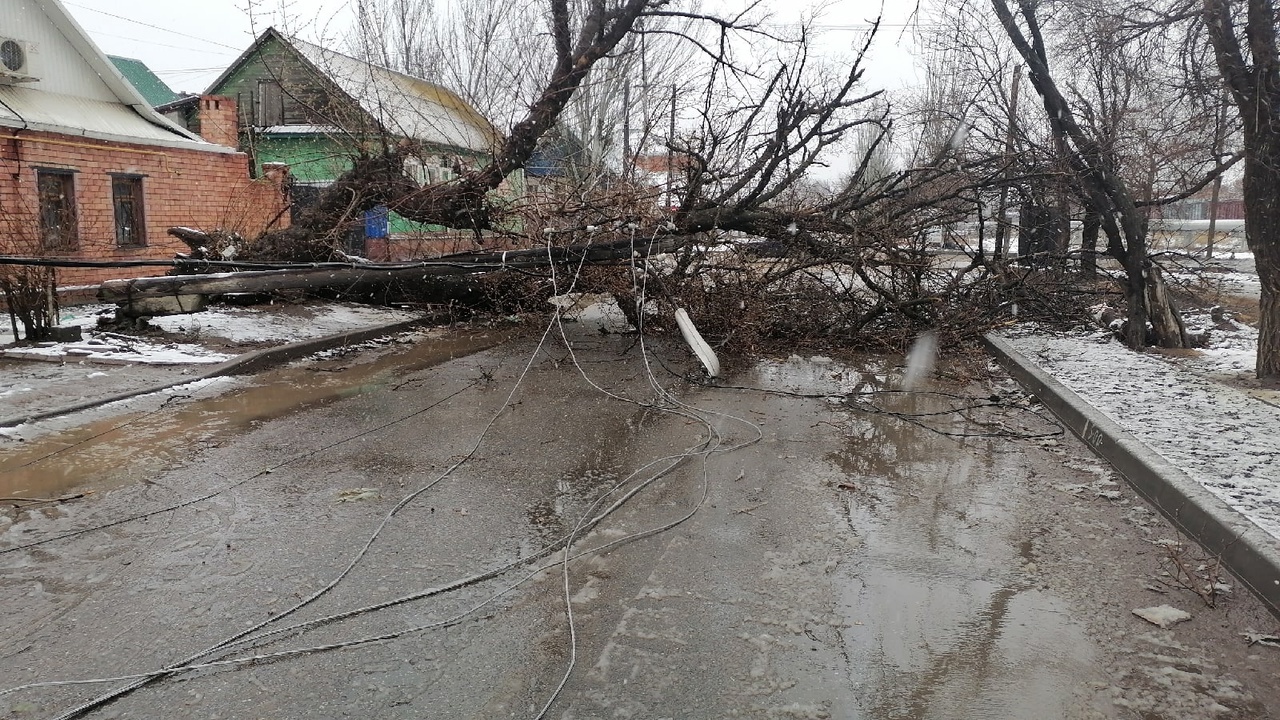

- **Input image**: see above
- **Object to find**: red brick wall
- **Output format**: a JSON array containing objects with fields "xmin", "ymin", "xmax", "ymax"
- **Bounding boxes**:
[
  {"xmin": 0, "ymin": 129, "xmax": 289, "ymax": 288},
  {"xmin": 365, "ymin": 233, "xmax": 529, "ymax": 261},
  {"xmin": 196, "ymin": 96, "xmax": 239, "ymax": 148}
]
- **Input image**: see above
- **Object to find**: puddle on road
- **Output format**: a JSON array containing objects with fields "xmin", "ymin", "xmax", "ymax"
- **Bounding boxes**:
[
  {"xmin": 524, "ymin": 405, "xmax": 666, "ymax": 543},
  {"xmin": 837, "ymin": 408, "xmax": 1097, "ymax": 717},
  {"xmin": 752, "ymin": 356, "xmax": 1103, "ymax": 719},
  {"xmin": 0, "ymin": 330, "xmax": 506, "ymax": 499}
]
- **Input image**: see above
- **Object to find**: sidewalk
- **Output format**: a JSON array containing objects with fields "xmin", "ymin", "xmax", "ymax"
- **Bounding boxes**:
[
  {"xmin": 0, "ymin": 301, "xmax": 429, "ymax": 428},
  {"xmin": 987, "ymin": 329, "xmax": 1280, "ymax": 616}
]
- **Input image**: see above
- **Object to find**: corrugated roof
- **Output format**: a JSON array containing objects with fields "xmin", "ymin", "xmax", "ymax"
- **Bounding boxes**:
[
  {"xmin": 0, "ymin": 85, "xmax": 231, "ymax": 151},
  {"xmin": 0, "ymin": 0, "xmax": 219, "ymax": 150},
  {"xmin": 288, "ymin": 36, "xmax": 498, "ymax": 152},
  {"xmin": 210, "ymin": 30, "xmax": 498, "ymax": 154},
  {"xmin": 108, "ymin": 55, "xmax": 180, "ymax": 107}
]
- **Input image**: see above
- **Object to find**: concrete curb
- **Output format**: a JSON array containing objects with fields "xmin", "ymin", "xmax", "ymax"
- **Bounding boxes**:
[
  {"xmin": 0, "ymin": 317, "xmax": 427, "ymax": 428},
  {"xmin": 984, "ymin": 334, "xmax": 1280, "ymax": 617}
]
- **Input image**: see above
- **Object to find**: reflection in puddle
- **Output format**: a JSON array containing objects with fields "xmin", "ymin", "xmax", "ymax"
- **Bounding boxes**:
[
  {"xmin": 835, "ymin": 399, "xmax": 1096, "ymax": 719},
  {"xmin": 524, "ymin": 405, "xmax": 660, "ymax": 541},
  {"xmin": 0, "ymin": 331, "xmax": 506, "ymax": 499},
  {"xmin": 751, "ymin": 354, "xmax": 1099, "ymax": 719},
  {"xmin": 752, "ymin": 354, "xmax": 890, "ymax": 397}
]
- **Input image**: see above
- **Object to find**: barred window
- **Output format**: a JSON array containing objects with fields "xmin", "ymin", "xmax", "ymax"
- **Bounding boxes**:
[
  {"xmin": 37, "ymin": 170, "xmax": 77, "ymax": 250},
  {"xmin": 111, "ymin": 175, "xmax": 146, "ymax": 247}
]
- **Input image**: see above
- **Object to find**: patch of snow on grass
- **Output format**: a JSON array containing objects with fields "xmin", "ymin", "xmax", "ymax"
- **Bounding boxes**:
[
  {"xmin": 147, "ymin": 302, "xmax": 419, "ymax": 343},
  {"xmin": 0, "ymin": 304, "xmax": 115, "ymax": 346},
  {"xmin": 1002, "ymin": 331, "xmax": 1280, "ymax": 542},
  {"xmin": 1180, "ymin": 309, "xmax": 1260, "ymax": 379},
  {"xmin": 4, "ymin": 338, "xmax": 232, "ymax": 365}
]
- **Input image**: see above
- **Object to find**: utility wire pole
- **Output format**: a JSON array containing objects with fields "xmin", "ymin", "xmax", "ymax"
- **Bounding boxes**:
[{"xmin": 994, "ymin": 64, "xmax": 1022, "ymax": 261}]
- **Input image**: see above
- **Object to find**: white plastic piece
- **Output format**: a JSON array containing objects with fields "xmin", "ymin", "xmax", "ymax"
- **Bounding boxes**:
[
  {"xmin": 674, "ymin": 307, "xmax": 720, "ymax": 378},
  {"xmin": 901, "ymin": 331, "xmax": 937, "ymax": 390}
]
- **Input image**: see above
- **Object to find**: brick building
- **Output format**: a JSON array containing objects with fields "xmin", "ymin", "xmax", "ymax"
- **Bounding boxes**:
[{"xmin": 0, "ymin": 0, "xmax": 289, "ymax": 288}]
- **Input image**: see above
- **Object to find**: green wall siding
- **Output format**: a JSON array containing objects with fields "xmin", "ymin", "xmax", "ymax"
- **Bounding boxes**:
[{"xmin": 253, "ymin": 135, "xmax": 351, "ymax": 184}]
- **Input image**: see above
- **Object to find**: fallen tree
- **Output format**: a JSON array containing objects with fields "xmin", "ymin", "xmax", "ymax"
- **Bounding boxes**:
[
  {"xmin": 141, "ymin": 1, "xmax": 1231, "ymax": 356},
  {"xmin": 99, "ymin": 235, "xmax": 685, "ymax": 315}
]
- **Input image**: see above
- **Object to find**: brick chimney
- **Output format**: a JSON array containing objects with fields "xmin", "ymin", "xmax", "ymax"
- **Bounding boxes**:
[
  {"xmin": 262, "ymin": 162, "xmax": 290, "ymax": 191},
  {"xmin": 196, "ymin": 96, "xmax": 239, "ymax": 148}
]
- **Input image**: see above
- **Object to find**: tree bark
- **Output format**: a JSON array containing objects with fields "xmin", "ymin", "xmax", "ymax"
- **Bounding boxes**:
[
  {"xmin": 1242, "ymin": 142, "xmax": 1280, "ymax": 377},
  {"xmin": 1081, "ymin": 211, "xmax": 1100, "ymax": 277},
  {"xmin": 1202, "ymin": 0, "xmax": 1280, "ymax": 379},
  {"xmin": 1144, "ymin": 265, "xmax": 1189, "ymax": 348}
]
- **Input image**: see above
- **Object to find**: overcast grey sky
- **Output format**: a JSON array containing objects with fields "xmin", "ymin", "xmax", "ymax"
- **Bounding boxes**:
[{"xmin": 62, "ymin": 0, "xmax": 924, "ymax": 96}]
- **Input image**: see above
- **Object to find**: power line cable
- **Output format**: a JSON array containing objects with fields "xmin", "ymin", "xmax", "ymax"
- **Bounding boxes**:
[
  {"xmin": 3, "ymin": 248, "xmax": 763, "ymax": 717},
  {"xmin": 63, "ymin": 2, "xmax": 246, "ymax": 51},
  {"xmin": 39, "ymin": 250, "xmax": 590, "ymax": 719}
]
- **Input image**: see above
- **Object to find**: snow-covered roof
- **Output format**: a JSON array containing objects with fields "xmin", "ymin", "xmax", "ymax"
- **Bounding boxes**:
[{"xmin": 258, "ymin": 124, "xmax": 344, "ymax": 135}]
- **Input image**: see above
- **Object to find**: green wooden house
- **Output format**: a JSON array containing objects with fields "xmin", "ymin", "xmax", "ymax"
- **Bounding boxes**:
[{"xmin": 200, "ymin": 28, "xmax": 512, "ymax": 255}]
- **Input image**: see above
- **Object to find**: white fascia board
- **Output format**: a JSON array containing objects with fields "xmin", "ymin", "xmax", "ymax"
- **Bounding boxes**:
[
  {"xmin": 0, "ymin": 116, "xmax": 239, "ymax": 154},
  {"xmin": 36, "ymin": 0, "xmax": 209, "ymax": 144}
]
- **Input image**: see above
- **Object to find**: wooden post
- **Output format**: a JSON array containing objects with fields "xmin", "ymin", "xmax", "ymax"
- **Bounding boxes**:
[{"xmin": 994, "ymin": 65, "xmax": 1022, "ymax": 262}]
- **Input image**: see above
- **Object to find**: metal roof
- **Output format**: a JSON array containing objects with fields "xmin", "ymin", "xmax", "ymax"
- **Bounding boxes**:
[
  {"xmin": 209, "ymin": 29, "xmax": 499, "ymax": 154},
  {"xmin": 0, "ymin": 0, "xmax": 223, "ymax": 151},
  {"xmin": 108, "ymin": 55, "xmax": 180, "ymax": 107}
]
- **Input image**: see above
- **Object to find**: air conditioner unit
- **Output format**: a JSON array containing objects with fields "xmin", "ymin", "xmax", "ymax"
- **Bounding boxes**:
[{"xmin": 0, "ymin": 38, "xmax": 38, "ymax": 84}]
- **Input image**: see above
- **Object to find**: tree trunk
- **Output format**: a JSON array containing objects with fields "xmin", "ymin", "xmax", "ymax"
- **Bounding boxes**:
[
  {"xmin": 1120, "ymin": 253, "xmax": 1149, "ymax": 348},
  {"xmin": 1144, "ymin": 265, "xmax": 1189, "ymax": 348},
  {"xmin": 1243, "ymin": 140, "xmax": 1280, "ymax": 379},
  {"xmin": 1081, "ymin": 211, "xmax": 1099, "ymax": 277},
  {"xmin": 1199, "ymin": 0, "xmax": 1280, "ymax": 379},
  {"xmin": 991, "ymin": 0, "xmax": 1188, "ymax": 350},
  {"xmin": 1260, "ymin": 285, "xmax": 1280, "ymax": 379}
]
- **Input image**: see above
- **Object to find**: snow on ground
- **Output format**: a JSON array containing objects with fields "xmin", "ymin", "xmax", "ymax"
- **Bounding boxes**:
[
  {"xmin": 1001, "ymin": 328, "xmax": 1280, "ymax": 542},
  {"xmin": 1, "ymin": 302, "xmax": 420, "ymax": 365},
  {"xmin": 549, "ymin": 293, "xmax": 633, "ymax": 333},
  {"xmin": 1179, "ymin": 309, "xmax": 1262, "ymax": 380},
  {"xmin": 146, "ymin": 302, "xmax": 420, "ymax": 343},
  {"xmin": 1213, "ymin": 271, "xmax": 1263, "ymax": 299},
  {"xmin": 3, "ymin": 337, "xmax": 232, "ymax": 365},
  {"xmin": 0, "ymin": 304, "xmax": 113, "ymax": 346}
]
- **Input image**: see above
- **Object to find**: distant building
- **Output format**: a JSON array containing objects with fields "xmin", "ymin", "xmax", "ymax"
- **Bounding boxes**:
[
  {"xmin": 0, "ymin": 0, "xmax": 289, "ymax": 287},
  {"xmin": 631, "ymin": 152, "xmax": 690, "ymax": 211},
  {"xmin": 107, "ymin": 55, "xmax": 181, "ymax": 107},
  {"xmin": 1156, "ymin": 197, "xmax": 1245, "ymax": 222},
  {"xmin": 525, "ymin": 127, "xmax": 589, "ymax": 192},
  {"xmin": 197, "ymin": 28, "xmax": 514, "ymax": 259}
]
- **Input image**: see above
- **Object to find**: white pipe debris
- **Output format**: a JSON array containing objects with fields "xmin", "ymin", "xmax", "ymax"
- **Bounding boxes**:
[{"xmin": 674, "ymin": 308, "xmax": 721, "ymax": 378}]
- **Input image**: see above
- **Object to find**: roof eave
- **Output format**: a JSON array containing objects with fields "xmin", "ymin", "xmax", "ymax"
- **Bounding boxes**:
[
  {"xmin": 0, "ymin": 117, "xmax": 240, "ymax": 154},
  {"xmin": 36, "ymin": 0, "xmax": 206, "ymax": 143},
  {"xmin": 203, "ymin": 27, "xmax": 285, "ymax": 96}
]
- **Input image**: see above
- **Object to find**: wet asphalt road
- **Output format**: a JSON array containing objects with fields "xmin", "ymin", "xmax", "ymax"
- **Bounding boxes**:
[{"xmin": 2, "ymin": 325, "xmax": 1279, "ymax": 719}]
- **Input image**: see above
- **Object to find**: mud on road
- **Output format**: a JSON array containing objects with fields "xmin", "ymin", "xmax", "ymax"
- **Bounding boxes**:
[{"xmin": 1, "ymin": 325, "xmax": 1278, "ymax": 719}]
